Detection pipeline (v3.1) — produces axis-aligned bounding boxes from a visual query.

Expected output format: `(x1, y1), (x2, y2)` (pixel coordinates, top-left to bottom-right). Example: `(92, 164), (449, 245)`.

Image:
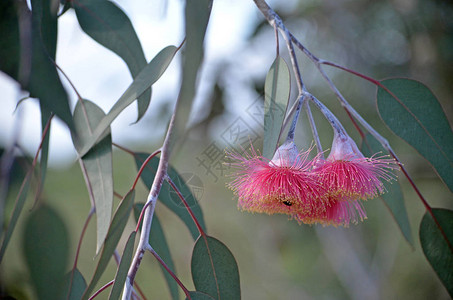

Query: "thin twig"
(113, 143), (136, 156)
(88, 280), (114, 300)
(166, 176), (205, 236)
(146, 245), (191, 299)
(132, 149), (162, 190)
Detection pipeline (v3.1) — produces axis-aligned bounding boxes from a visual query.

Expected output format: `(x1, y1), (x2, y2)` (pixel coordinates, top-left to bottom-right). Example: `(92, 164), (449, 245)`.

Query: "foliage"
(0, 0), (451, 299)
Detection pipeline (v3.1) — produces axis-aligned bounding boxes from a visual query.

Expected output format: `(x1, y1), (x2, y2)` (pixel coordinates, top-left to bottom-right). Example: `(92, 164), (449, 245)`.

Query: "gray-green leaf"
(72, 100), (113, 254)
(377, 78), (453, 192)
(77, 46), (178, 157)
(419, 208), (453, 297)
(73, 0), (151, 122)
(83, 189), (135, 300)
(191, 235), (240, 300)
(361, 133), (413, 246)
(109, 231), (136, 300)
(23, 204), (69, 300)
(263, 56), (290, 159)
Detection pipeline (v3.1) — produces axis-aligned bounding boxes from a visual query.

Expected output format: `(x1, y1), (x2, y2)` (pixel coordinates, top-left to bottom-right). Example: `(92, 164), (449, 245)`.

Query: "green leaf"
(23, 204), (69, 300)
(170, 0), (212, 153)
(134, 204), (179, 300)
(77, 46), (178, 157)
(361, 134), (413, 246)
(134, 154), (206, 240)
(187, 291), (216, 300)
(109, 231), (136, 300)
(377, 78), (453, 192)
(73, 0), (151, 122)
(0, 0), (21, 80)
(191, 235), (240, 300)
(37, 107), (52, 201)
(0, 171), (32, 263)
(72, 100), (113, 254)
(60, 268), (88, 300)
(83, 189), (135, 300)
(29, 0), (74, 131)
(263, 56), (290, 159)
(419, 208), (453, 297)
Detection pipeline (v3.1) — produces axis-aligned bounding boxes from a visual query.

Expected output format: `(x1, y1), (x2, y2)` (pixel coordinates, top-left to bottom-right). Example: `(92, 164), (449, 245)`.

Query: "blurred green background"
(1, 0), (452, 299)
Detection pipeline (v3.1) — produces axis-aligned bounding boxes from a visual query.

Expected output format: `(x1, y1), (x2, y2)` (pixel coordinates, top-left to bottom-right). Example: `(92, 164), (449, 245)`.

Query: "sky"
(0, 0), (275, 168)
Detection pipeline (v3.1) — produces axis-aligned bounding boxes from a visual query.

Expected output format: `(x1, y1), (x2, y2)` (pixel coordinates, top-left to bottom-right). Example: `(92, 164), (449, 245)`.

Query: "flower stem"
(285, 95), (304, 142)
(305, 101), (323, 154)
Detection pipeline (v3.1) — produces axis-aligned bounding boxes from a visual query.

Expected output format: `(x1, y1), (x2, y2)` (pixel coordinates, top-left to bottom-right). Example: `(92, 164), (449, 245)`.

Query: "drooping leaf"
(134, 154), (206, 240)
(77, 46), (178, 157)
(0, 171), (32, 262)
(23, 204), (69, 300)
(377, 78), (453, 192)
(361, 133), (413, 246)
(37, 107), (52, 201)
(72, 100), (113, 254)
(73, 0), (151, 122)
(187, 291), (216, 300)
(109, 231), (136, 300)
(134, 203), (179, 300)
(29, 0), (74, 131)
(420, 208), (453, 297)
(83, 189), (135, 300)
(170, 0), (212, 153)
(263, 56), (290, 159)
(60, 268), (88, 300)
(191, 235), (240, 300)
(0, 0), (21, 80)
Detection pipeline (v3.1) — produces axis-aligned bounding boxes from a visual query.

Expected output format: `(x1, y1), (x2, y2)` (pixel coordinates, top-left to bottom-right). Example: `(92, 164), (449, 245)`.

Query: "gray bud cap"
(270, 141), (300, 167)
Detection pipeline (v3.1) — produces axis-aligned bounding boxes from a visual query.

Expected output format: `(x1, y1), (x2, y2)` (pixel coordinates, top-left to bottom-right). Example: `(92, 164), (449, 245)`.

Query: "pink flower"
(226, 133), (397, 227)
(315, 134), (398, 200)
(296, 198), (367, 227)
(227, 142), (328, 217)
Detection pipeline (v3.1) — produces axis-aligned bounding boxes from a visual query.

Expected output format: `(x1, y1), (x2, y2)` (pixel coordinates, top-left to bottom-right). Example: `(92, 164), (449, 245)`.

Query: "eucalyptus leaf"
(60, 268), (87, 300)
(29, 0), (74, 131)
(170, 0), (212, 153)
(109, 231), (136, 300)
(72, 100), (113, 254)
(23, 204), (69, 300)
(191, 235), (240, 300)
(419, 208), (453, 297)
(134, 204), (179, 300)
(263, 56), (290, 159)
(0, 0), (21, 81)
(77, 46), (178, 157)
(37, 106), (52, 202)
(83, 189), (135, 300)
(0, 171), (32, 262)
(361, 133), (413, 246)
(134, 154), (206, 240)
(73, 0), (151, 122)
(187, 291), (216, 300)
(377, 78), (453, 192)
